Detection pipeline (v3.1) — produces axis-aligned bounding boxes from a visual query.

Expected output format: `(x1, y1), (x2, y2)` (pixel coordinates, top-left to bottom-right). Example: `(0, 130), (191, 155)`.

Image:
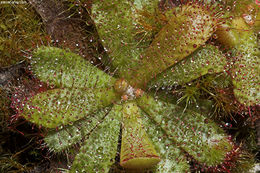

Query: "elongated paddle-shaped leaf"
(216, 17), (260, 106)
(148, 45), (227, 89)
(125, 3), (219, 88)
(70, 104), (122, 173)
(31, 46), (115, 88)
(141, 107), (190, 173)
(231, 32), (259, 106)
(137, 94), (233, 166)
(120, 102), (160, 169)
(44, 107), (112, 152)
(21, 87), (120, 128)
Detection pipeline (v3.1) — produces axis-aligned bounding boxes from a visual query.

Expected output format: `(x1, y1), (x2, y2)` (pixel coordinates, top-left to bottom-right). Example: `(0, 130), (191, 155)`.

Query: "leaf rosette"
(15, 0), (256, 172)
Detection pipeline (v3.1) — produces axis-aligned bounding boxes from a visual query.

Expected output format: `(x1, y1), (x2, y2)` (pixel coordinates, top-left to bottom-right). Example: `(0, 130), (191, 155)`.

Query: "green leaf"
(92, 0), (160, 77)
(148, 45), (227, 89)
(124, 3), (219, 88)
(137, 94), (233, 166)
(44, 107), (112, 152)
(216, 17), (252, 48)
(231, 31), (259, 106)
(220, 0), (257, 18)
(120, 102), (160, 169)
(21, 87), (120, 128)
(31, 46), (116, 88)
(141, 110), (190, 173)
(70, 104), (122, 173)
(215, 15), (259, 106)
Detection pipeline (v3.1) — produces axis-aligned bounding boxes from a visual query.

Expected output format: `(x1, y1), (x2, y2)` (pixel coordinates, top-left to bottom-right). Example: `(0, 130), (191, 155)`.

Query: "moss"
(0, 2), (49, 67)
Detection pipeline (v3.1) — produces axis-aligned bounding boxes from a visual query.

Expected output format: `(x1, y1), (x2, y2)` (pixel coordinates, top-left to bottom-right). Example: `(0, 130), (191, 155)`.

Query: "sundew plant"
(10, 0), (259, 172)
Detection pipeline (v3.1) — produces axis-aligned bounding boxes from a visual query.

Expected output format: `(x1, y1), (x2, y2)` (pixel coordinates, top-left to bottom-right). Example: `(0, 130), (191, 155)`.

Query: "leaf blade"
(141, 109), (190, 173)
(137, 94), (233, 166)
(125, 4), (219, 88)
(120, 102), (160, 169)
(70, 104), (122, 173)
(44, 106), (112, 152)
(31, 46), (116, 88)
(21, 87), (120, 128)
(148, 45), (227, 89)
